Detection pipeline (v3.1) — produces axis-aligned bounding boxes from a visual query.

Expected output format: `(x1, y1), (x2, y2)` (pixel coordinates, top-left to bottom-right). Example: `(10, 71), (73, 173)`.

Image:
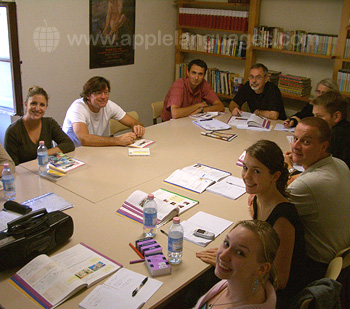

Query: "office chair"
(151, 101), (163, 125)
(109, 111), (139, 136)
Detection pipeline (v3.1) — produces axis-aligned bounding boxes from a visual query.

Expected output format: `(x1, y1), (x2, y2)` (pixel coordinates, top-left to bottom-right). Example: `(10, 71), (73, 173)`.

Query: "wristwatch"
(255, 109), (260, 116)
(288, 168), (295, 174)
(200, 107), (204, 113)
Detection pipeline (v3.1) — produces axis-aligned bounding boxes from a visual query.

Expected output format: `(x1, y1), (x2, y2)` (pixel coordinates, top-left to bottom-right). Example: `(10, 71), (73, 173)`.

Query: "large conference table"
(0, 111), (292, 308)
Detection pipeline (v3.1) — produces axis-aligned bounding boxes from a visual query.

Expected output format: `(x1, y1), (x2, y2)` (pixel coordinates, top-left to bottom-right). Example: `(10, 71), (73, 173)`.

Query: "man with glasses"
(63, 76), (145, 147)
(229, 63), (286, 120)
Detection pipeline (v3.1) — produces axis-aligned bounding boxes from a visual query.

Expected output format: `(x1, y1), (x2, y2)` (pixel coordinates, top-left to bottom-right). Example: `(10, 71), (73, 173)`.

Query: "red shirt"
(161, 78), (219, 121)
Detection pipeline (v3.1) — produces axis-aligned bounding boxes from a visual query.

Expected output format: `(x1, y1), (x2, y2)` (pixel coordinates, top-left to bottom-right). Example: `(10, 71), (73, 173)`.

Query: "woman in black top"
(283, 78), (338, 128)
(243, 140), (307, 307)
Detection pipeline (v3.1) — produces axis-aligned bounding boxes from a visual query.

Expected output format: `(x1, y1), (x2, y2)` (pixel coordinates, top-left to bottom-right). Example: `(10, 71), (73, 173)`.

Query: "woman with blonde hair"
(5, 86), (74, 165)
(195, 220), (280, 309)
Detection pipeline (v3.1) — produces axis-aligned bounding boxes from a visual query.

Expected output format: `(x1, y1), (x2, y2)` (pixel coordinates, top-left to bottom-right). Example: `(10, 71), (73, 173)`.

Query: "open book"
(116, 189), (199, 226)
(48, 152), (85, 173)
(9, 243), (122, 309)
(228, 112), (271, 131)
(164, 163), (231, 193)
(206, 175), (246, 200)
(128, 139), (155, 148)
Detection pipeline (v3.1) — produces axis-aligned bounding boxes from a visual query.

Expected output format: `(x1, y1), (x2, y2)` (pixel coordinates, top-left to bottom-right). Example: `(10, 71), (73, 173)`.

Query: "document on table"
(275, 123), (295, 132)
(79, 268), (162, 309)
(182, 211), (233, 247)
(206, 176), (246, 200)
(0, 192), (73, 231)
(193, 119), (231, 131)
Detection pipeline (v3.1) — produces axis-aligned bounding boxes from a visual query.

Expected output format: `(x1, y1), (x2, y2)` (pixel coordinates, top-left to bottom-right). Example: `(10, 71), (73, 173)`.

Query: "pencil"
(129, 242), (144, 259)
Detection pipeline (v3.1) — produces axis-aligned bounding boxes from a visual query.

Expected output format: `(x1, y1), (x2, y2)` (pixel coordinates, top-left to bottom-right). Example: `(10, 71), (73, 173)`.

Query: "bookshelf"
(174, 0), (345, 104)
(333, 0), (350, 98)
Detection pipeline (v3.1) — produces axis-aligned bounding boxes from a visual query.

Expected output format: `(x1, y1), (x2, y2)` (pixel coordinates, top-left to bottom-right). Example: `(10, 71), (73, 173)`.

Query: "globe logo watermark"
(33, 20), (60, 52)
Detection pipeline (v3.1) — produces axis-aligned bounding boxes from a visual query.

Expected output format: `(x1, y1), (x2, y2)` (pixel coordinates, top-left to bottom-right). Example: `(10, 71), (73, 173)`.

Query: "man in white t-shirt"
(63, 76), (145, 147)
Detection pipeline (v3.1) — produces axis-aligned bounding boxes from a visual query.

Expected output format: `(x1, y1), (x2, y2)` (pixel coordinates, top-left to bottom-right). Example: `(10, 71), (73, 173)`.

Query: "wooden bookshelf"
(177, 48), (246, 60)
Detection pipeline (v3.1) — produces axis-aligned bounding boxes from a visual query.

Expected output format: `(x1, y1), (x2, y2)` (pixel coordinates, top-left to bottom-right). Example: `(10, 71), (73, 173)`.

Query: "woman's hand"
(196, 248), (218, 266)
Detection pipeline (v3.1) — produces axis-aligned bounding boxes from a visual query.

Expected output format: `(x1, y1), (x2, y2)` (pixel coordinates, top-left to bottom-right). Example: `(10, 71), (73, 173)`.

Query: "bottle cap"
(3, 163), (9, 168)
(173, 217), (180, 224)
(148, 194), (154, 199)
(39, 141), (44, 145)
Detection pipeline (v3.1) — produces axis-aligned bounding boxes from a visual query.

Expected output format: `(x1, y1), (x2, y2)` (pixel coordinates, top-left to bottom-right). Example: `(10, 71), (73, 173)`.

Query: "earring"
(252, 279), (259, 293)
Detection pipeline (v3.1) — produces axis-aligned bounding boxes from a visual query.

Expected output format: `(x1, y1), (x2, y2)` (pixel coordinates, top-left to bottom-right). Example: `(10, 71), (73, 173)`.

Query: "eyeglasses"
(92, 91), (110, 97)
(248, 75), (265, 81)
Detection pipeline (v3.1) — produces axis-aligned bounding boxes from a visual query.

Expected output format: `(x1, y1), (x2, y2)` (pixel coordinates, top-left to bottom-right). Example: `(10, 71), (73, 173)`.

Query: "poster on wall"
(89, 0), (135, 69)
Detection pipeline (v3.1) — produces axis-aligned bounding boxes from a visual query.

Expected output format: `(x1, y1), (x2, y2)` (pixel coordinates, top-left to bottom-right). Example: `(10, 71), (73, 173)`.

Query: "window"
(0, 2), (23, 116)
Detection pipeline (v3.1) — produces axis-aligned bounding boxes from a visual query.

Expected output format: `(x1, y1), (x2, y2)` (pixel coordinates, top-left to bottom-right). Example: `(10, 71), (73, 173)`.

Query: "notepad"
(193, 119), (231, 131)
(206, 176), (246, 200)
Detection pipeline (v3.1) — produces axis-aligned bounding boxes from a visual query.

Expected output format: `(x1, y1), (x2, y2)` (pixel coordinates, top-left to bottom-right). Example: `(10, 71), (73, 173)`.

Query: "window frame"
(0, 2), (23, 116)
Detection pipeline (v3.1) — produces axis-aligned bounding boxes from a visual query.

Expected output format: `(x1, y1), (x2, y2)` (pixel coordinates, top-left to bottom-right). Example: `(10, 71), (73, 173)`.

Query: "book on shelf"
(164, 163), (231, 194)
(79, 268), (163, 309)
(193, 118), (231, 131)
(278, 74), (311, 97)
(9, 243), (122, 309)
(201, 131), (238, 142)
(181, 211), (233, 247)
(128, 139), (155, 148)
(116, 189), (199, 226)
(206, 175), (246, 200)
(48, 152), (85, 173)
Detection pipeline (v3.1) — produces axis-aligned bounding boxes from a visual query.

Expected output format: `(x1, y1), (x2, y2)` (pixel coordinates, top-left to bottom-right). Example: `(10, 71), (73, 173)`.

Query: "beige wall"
(10, 0), (176, 130)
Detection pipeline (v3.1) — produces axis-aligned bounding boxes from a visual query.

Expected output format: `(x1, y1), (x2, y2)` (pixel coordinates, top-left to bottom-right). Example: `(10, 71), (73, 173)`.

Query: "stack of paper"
(193, 119), (231, 131)
(182, 211), (233, 247)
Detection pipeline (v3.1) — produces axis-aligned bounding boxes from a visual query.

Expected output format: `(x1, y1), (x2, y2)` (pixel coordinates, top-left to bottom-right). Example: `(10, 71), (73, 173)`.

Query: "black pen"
(160, 229), (168, 237)
(132, 277), (148, 297)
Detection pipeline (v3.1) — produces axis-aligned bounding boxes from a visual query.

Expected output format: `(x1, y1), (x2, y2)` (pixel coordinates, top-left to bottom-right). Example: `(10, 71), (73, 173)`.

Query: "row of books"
(343, 38), (350, 59)
(175, 63), (243, 97)
(180, 32), (247, 57)
(337, 69), (350, 93)
(178, 8), (249, 31)
(278, 74), (311, 97)
(253, 26), (338, 56)
(207, 68), (243, 96)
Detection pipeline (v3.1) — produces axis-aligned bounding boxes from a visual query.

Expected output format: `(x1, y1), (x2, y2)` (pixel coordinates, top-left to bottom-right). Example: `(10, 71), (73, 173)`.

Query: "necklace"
(208, 282), (260, 308)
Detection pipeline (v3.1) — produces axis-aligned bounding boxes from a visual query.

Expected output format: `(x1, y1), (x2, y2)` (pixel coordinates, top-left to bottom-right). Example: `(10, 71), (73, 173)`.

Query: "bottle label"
(144, 212), (157, 227)
(168, 237), (183, 252)
(2, 178), (15, 191)
(38, 153), (48, 165)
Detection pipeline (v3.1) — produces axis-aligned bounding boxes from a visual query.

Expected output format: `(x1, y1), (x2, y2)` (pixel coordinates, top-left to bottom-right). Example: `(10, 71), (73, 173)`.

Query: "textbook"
(228, 112), (272, 131)
(189, 111), (219, 120)
(193, 119), (231, 131)
(9, 243), (122, 309)
(164, 163), (231, 194)
(48, 152), (85, 173)
(116, 188), (199, 226)
(201, 131), (238, 142)
(128, 139), (155, 148)
(206, 175), (246, 200)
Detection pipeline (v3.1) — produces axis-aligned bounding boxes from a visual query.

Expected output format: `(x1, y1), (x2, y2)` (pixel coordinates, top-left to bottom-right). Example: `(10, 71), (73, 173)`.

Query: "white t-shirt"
(63, 98), (126, 146)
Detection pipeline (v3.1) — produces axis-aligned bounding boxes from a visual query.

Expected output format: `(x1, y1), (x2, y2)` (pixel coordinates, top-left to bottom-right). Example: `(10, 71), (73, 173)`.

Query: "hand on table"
(116, 132), (137, 145)
(196, 248), (218, 266)
(133, 125), (145, 138)
(231, 107), (242, 116)
(283, 118), (295, 128)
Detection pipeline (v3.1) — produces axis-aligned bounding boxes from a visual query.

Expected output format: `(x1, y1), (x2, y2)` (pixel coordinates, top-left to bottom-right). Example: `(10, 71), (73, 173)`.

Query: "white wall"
(0, 0), (177, 144)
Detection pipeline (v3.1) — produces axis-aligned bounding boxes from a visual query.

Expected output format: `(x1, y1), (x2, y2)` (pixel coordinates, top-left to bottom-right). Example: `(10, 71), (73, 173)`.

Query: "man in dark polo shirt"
(229, 63), (286, 120)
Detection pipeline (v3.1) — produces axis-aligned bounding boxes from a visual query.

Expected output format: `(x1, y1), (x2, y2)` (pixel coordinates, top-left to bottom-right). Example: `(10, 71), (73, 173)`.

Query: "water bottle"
(37, 141), (48, 175)
(2, 163), (16, 201)
(168, 217), (184, 264)
(143, 194), (157, 237)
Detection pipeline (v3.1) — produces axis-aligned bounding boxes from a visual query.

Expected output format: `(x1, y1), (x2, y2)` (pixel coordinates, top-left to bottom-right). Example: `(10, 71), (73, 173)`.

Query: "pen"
(160, 229), (168, 237)
(199, 119), (212, 122)
(132, 277), (148, 297)
(129, 242), (144, 259)
(129, 259), (145, 264)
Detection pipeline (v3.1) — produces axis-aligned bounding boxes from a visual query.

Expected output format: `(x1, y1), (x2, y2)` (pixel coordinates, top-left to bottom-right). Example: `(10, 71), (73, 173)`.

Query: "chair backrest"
(151, 101), (163, 125)
(109, 111), (139, 136)
(325, 246), (350, 280)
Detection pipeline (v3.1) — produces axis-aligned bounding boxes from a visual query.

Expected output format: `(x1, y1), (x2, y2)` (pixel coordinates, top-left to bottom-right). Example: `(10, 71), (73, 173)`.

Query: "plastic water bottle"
(168, 217), (184, 264)
(37, 141), (48, 175)
(2, 163), (15, 201)
(143, 194), (157, 237)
